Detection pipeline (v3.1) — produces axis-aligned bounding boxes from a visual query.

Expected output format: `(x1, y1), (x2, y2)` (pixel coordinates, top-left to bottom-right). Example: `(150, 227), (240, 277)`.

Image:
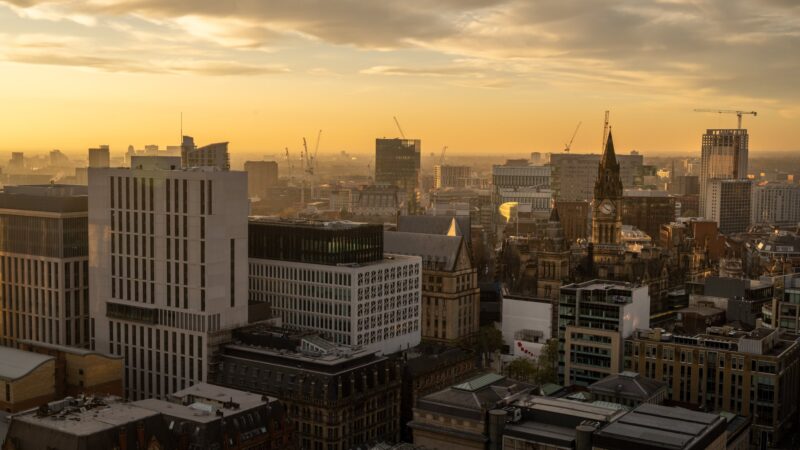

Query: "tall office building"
(180, 135), (230, 170)
(88, 145), (110, 168)
(0, 185), (89, 348)
(751, 182), (800, 226)
(243, 160), (279, 200)
(89, 156), (249, 400)
(704, 179), (752, 234)
(699, 129), (748, 217)
(375, 138), (421, 191)
(550, 152), (643, 201)
(558, 280), (650, 386)
(433, 165), (471, 189)
(248, 218), (422, 355)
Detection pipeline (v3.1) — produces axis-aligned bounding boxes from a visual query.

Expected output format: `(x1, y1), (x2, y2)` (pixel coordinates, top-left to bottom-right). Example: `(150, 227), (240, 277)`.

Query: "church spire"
(594, 129), (623, 200)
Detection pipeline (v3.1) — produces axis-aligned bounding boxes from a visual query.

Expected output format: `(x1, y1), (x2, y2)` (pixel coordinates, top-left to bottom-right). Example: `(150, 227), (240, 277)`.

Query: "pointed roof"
(549, 205), (561, 223)
(601, 130), (618, 169)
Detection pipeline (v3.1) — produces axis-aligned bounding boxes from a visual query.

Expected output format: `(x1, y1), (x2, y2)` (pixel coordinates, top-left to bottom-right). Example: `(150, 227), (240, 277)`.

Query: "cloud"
(166, 59), (289, 76)
(0, 0), (798, 105)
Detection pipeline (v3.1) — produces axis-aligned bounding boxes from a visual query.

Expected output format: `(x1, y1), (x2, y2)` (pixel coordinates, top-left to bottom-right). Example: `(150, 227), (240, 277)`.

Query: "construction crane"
(284, 147), (293, 178)
(302, 137), (314, 176)
(439, 146), (448, 166)
(694, 109), (757, 129)
(308, 129), (321, 176)
(393, 116), (406, 139)
(601, 111), (610, 151)
(564, 122), (582, 153)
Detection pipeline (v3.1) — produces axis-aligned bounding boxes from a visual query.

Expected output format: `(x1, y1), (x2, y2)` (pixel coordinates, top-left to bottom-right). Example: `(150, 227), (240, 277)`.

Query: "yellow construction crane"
(393, 116), (406, 139)
(694, 109), (757, 129)
(564, 122), (581, 153)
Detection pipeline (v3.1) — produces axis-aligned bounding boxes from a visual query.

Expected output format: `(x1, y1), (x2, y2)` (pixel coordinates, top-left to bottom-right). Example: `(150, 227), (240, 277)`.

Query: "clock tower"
(591, 131), (623, 246)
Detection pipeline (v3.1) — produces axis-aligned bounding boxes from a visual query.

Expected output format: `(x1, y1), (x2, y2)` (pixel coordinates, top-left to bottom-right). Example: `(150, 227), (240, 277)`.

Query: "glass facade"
(249, 220), (383, 265)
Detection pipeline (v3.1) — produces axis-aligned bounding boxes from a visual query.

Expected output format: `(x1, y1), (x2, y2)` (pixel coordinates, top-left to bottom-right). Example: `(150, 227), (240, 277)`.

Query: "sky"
(1, 0), (799, 157)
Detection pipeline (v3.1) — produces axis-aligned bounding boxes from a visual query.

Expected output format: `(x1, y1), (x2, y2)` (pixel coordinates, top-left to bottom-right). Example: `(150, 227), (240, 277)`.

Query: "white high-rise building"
(248, 218), (422, 356)
(705, 179), (752, 234)
(89, 156), (248, 400)
(699, 129), (749, 217)
(751, 182), (800, 226)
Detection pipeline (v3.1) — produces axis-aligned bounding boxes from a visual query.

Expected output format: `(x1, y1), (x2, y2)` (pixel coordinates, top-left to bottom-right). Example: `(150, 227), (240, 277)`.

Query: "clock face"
(599, 201), (615, 215)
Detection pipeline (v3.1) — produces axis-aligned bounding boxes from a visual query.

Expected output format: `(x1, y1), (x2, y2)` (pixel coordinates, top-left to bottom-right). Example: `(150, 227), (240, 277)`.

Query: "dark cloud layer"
(2, 0), (799, 103)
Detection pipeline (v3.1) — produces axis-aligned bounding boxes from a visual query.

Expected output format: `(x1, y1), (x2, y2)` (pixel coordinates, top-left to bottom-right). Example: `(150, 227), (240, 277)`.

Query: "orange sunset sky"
(1, 0), (798, 156)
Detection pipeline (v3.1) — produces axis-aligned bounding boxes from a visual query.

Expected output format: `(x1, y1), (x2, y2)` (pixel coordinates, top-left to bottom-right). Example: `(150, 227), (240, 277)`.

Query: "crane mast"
(694, 109), (757, 129)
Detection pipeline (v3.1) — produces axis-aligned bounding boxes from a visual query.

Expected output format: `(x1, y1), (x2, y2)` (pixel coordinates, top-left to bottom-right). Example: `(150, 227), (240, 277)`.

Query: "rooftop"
(0, 346), (54, 381)
(383, 231), (465, 272)
(17, 340), (122, 359)
(593, 403), (726, 450)
(589, 372), (666, 400)
(133, 383), (270, 424)
(249, 216), (374, 230)
(12, 396), (158, 436)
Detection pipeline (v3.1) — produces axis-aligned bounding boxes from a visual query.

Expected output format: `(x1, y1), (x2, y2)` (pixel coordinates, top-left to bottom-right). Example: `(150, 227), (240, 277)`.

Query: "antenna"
(180, 112), (183, 144)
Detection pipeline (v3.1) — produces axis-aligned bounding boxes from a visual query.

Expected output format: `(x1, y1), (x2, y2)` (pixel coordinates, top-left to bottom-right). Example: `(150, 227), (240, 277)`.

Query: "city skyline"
(1, 1), (799, 154)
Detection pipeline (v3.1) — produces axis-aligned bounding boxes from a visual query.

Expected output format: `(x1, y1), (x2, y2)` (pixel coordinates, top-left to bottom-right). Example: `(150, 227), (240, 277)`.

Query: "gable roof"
(384, 231), (464, 271)
(397, 215), (471, 242)
(0, 346), (54, 381)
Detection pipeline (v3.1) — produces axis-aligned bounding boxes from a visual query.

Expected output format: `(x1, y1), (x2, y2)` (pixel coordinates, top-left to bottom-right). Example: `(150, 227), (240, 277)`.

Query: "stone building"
(384, 230), (480, 344)
(215, 324), (402, 450)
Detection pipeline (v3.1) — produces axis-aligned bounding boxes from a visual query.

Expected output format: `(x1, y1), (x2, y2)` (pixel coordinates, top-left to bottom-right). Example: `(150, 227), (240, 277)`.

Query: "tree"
(534, 339), (559, 385)
(506, 357), (537, 382)
(476, 325), (504, 355)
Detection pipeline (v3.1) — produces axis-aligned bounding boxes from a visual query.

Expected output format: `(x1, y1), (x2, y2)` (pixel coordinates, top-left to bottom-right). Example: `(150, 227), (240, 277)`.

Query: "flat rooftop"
(13, 397), (157, 436)
(249, 216), (374, 230)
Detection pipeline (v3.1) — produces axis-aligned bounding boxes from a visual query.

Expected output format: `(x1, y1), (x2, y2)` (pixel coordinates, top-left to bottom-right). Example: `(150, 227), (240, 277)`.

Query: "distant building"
(550, 152), (643, 202)
(669, 175), (700, 196)
(243, 160), (278, 200)
(352, 184), (404, 219)
(434, 165), (471, 189)
(751, 182), (800, 226)
(559, 280), (650, 386)
(686, 275), (774, 328)
(88, 145), (110, 168)
(375, 138), (421, 192)
(89, 157), (249, 400)
(699, 129), (748, 217)
(765, 274), (800, 333)
(622, 189), (676, 240)
(215, 325), (401, 450)
(588, 371), (667, 408)
(501, 295), (553, 360)
(248, 218), (422, 355)
(704, 179), (752, 234)
(491, 160), (551, 189)
(0, 185), (89, 348)
(555, 200), (590, 242)
(626, 326), (800, 448)
(409, 373), (533, 450)
(180, 135), (230, 170)
(384, 231), (480, 344)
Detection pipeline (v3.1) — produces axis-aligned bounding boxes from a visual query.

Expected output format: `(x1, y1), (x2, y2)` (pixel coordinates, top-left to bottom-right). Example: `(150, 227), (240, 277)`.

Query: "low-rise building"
(0, 347), (55, 413)
(592, 403), (727, 450)
(409, 373), (533, 450)
(588, 371), (667, 408)
(17, 340), (123, 399)
(624, 326), (800, 448)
